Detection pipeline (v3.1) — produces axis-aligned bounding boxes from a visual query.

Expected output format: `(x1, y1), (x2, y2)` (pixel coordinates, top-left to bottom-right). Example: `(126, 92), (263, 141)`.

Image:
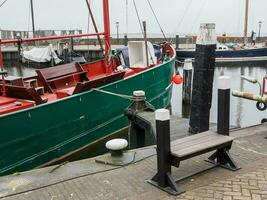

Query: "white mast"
(243, 0), (249, 43)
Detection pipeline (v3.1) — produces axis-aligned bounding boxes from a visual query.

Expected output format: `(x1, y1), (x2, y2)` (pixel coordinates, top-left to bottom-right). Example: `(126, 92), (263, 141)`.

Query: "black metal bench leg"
(208, 148), (240, 171)
(147, 109), (184, 195)
(207, 151), (217, 161)
(148, 172), (184, 195)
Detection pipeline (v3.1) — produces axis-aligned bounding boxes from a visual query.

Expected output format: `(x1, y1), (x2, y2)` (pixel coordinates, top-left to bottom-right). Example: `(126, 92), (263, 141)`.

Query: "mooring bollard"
(124, 34), (128, 46)
(182, 59), (193, 118)
(154, 109), (171, 187)
(175, 35), (180, 50)
(189, 23), (216, 134)
(217, 76), (230, 135)
(70, 37), (74, 52)
(129, 90), (147, 148)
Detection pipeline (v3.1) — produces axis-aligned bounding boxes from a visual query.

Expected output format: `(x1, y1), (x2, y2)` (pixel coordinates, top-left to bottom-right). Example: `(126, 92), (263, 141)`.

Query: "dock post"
(217, 76), (230, 136)
(129, 91), (148, 149)
(16, 34), (22, 61)
(175, 35), (179, 50)
(189, 23), (216, 134)
(148, 109), (183, 195)
(208, 76), (240, 170)
(182, 59), (193, 118)
(155, 109), (171, 187)
(63, 43), (69, 64)
(70, 37), (74, 52)
(124, 34), (128, 46)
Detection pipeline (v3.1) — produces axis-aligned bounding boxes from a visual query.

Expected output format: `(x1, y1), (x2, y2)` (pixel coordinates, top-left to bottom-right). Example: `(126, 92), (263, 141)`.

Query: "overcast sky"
(0, 0), (266, 37)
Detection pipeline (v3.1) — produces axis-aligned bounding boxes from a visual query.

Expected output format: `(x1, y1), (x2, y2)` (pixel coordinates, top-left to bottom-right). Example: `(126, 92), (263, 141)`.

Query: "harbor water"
(172, 61), (267, 128)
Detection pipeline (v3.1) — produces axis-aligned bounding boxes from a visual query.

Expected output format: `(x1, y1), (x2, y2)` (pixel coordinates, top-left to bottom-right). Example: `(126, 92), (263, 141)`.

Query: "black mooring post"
(70, 37), (74, 52)
(155, 109), (171, 187)
(129, 124), (145, 149)
(175, 35), (180, 50)
(148, 109), (183, 195)
(208, 75), (240, 171)
(182, 59), (193, 118)
(217, 76), (230, 135)
(124, 34), (128, 46)
(189, 23), (216, 134)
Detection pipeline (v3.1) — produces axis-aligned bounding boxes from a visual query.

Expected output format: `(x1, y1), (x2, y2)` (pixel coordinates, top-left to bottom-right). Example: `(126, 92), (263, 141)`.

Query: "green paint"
(0, 57), (174, 176)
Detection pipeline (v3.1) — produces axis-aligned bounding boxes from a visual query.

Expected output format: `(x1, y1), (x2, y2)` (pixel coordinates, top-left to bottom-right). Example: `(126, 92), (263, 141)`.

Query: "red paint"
(131, 67), (148, 73)
(163, 43), (174, 57)
(263, 77), (267, 95)
(0, 97), (16, 106)
(103, 0), (111, 58)
(0, 97), (35, 115)
(82, 60), (106, 79)
(123, 69), (135, 78)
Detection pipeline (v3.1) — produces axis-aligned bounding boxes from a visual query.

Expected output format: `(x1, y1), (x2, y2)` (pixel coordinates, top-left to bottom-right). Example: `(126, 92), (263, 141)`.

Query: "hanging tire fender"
(256, 102), (267, 111)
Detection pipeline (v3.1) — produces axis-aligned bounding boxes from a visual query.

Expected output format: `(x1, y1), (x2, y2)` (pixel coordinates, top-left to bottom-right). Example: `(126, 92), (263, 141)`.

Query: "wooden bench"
(124, 79), (240, 195)
(36, 62), (89, 93)
(0, 84), (47, 105)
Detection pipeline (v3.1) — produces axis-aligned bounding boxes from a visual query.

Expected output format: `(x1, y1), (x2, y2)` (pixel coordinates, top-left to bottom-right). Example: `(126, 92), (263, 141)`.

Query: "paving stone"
(1, 125), (267, 200)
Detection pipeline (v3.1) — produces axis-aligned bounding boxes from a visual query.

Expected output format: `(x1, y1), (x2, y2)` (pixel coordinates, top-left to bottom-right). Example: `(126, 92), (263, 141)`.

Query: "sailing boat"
(0, 0), (177, 175)
(176, 0), (267, 62)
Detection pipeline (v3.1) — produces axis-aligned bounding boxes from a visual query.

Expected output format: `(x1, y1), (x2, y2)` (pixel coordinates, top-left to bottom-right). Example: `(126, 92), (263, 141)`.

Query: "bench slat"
(171, 133), (224, 150)
(171, 133), (233, 158)
(171, 131), (215, 147)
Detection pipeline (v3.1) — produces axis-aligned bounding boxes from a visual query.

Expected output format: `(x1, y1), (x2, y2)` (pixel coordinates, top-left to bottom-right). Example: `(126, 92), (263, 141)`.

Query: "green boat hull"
(0, 58), (174, 176)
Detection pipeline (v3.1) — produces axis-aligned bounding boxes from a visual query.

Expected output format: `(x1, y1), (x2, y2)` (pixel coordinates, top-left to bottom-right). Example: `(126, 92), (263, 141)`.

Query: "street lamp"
(115, 21), (119, 44)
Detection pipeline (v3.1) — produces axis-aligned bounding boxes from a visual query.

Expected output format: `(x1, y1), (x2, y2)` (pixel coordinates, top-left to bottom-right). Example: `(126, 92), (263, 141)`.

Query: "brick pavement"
(177, 168), (267, 200)
(0, 124), (267, 200)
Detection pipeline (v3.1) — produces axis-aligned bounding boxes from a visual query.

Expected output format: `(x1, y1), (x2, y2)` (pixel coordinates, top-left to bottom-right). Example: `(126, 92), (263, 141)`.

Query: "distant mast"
(30, 0), (35, 37)
(243, 0), (249, 43)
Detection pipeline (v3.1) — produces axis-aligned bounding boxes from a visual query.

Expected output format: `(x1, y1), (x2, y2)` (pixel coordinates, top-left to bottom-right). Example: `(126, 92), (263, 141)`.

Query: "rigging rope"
(189, 0), (208, 33)
(0, 0), (8, 8)
(169, 0), (193, 44)
(132, 0), (155, 65)
(92, 88), (133, 100)
(133, 0), (144, 35)
(146, 0), (167, 41)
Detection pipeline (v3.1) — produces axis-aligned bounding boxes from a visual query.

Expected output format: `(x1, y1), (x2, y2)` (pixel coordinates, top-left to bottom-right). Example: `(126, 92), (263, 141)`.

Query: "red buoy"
(172, 74), (183, 84)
